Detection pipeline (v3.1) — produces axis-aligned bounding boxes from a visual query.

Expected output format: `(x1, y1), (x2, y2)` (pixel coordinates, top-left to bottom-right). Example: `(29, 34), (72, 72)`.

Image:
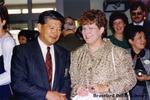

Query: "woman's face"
(130, 31), (146, 51)
(113, 19), (126, 34)
(82, 23), (104, 45)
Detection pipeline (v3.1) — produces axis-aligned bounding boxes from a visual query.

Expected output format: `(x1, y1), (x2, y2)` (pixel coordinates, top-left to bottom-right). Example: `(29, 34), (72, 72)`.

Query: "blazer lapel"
(31, 39), (50, 89)
(52, 45), (61, 91)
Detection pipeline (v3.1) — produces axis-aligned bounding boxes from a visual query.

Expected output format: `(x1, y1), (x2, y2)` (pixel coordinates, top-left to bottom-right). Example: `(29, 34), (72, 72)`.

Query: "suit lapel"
(52, 45), (62, 91)
(31, 39), (50, 89)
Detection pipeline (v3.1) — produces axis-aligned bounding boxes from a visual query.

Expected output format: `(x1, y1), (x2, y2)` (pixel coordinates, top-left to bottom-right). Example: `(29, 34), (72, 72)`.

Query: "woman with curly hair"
(70, 9), (136, 100)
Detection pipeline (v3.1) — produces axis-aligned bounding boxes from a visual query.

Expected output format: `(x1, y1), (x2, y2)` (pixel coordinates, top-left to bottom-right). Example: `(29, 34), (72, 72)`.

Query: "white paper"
(72, 93), (103, 100)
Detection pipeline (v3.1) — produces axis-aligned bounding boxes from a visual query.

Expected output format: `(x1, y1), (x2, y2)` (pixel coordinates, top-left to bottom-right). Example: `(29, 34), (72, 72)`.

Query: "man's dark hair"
(0, 5), (9, 29)
(38, 10), (64, 25)
(130, 1), (146, 12)
(109, 11), (128, 33)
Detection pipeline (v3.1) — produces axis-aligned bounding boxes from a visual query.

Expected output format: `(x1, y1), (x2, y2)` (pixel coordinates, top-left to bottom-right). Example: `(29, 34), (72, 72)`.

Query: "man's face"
(38, 18), (62, 46)
(131, 7), (145, 24)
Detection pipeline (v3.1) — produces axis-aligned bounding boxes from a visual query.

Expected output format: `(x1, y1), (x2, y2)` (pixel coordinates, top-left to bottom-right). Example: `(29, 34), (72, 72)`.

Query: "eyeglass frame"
(131, 12), (143, 16)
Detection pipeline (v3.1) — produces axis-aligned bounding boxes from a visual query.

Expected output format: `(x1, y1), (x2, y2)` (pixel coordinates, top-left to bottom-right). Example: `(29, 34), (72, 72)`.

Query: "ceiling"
(5, 0), (56, 5)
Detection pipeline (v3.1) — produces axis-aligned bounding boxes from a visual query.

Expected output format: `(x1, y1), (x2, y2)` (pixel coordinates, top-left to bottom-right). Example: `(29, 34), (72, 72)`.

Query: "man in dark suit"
(11, 10), (71, 100)
(125, 1), (150, 49)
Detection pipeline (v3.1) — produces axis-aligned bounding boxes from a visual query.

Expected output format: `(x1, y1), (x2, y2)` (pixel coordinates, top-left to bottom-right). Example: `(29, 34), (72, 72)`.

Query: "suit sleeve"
(11, 46), (47, 100)
(60, 51), (71, 100)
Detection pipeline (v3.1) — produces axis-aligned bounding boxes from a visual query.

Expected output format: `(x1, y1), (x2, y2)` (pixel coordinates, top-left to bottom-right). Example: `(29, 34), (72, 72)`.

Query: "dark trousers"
(0, 85), (12, 100)
(130, 85), (149, 100)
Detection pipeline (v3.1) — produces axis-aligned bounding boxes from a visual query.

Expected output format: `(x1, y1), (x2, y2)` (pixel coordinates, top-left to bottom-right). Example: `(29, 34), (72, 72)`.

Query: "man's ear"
(37, 23), (41, 32)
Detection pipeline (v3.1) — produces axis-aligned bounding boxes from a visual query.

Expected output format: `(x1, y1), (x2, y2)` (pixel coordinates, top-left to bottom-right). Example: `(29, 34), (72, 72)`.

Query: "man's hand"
(137, 74), (150, 81)
(46, 91), (66, 100)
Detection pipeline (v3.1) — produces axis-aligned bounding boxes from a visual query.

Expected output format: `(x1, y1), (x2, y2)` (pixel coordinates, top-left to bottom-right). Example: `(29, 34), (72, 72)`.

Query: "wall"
(56, 0), (132, 35)
(63, 0), (90, 19)
(91, 0), (131, 35)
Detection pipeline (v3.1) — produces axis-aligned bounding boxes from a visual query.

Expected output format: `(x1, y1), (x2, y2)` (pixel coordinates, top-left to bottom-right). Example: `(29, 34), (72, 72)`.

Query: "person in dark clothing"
(128, 25), (150, 100)
(125, 1), (150, 49)
(57, 17), (85, 51)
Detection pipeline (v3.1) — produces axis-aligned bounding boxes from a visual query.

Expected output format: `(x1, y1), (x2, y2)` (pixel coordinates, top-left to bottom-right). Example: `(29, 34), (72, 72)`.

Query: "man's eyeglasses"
(131, 12), (142, 16)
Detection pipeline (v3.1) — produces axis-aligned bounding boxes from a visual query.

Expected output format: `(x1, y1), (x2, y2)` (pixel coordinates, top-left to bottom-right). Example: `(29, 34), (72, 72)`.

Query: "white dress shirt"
(133, 21), (144, 26)
(0, 33), (15, 86)
(38, 37), (55, 88)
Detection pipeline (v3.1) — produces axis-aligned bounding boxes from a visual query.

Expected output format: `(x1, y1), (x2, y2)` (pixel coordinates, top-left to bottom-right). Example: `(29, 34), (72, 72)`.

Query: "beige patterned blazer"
(70, 40), (137, 100)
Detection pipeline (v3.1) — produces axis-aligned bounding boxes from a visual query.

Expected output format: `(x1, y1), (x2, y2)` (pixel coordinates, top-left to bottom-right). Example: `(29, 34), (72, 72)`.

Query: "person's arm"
(107, 48), (137, 94)
(0, 37), (15, 85)
(46, 49), (71, 100)
(60, 51), (71, 99)
(136, 74), (150, 81)
(69, 51), (81, 97)
(11, 46), (47, 100)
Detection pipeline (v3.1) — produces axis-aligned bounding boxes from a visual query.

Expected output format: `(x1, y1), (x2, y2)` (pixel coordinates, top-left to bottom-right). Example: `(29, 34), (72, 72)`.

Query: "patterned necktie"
(45, 47), (52, 85)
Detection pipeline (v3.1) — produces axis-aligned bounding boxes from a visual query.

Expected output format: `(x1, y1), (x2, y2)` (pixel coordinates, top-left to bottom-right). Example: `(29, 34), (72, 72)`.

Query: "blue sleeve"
(11, 46), (47, 100)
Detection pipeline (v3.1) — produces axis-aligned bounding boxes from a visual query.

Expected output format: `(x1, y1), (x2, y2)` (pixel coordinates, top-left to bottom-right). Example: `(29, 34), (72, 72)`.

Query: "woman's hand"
(77, 86), (89, 96)
(88, 84), (109, 94)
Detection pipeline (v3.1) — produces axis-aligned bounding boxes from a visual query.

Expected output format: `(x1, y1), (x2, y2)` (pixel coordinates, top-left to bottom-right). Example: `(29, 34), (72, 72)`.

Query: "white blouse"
(0, 33), (15, 86)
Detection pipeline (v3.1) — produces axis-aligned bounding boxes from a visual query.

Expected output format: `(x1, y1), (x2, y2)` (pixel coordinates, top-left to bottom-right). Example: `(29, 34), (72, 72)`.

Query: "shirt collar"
(131, 49), (145, 59)
(38, 37), (54, 49)
(133, 21), (144, 26)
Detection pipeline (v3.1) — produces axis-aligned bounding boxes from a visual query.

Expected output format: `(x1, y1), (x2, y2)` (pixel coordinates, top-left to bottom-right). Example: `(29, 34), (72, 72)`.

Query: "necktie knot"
(46, 47), (51, 59)
(47, 47), (50, 52)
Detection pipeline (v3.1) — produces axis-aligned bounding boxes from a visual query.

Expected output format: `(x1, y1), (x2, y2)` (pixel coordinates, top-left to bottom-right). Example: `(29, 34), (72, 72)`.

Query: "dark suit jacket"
(125, 21), (150, 49)
(11, 39), (71, 100)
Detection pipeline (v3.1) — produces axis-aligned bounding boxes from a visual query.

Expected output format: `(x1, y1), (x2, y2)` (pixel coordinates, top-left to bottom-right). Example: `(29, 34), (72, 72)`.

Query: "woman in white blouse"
(0, 5), (15, 100)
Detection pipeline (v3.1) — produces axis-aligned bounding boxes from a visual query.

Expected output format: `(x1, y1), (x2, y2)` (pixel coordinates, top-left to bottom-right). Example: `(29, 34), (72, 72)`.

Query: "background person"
(18, 30), (29, 45)
(18, 30), (39, 45)
(125, 1), (150, 49)
(62, 16), (76, 36)
(128, 25), (150, 100)
(108, 11), (129, 49)
(57, 16), (85, 51)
